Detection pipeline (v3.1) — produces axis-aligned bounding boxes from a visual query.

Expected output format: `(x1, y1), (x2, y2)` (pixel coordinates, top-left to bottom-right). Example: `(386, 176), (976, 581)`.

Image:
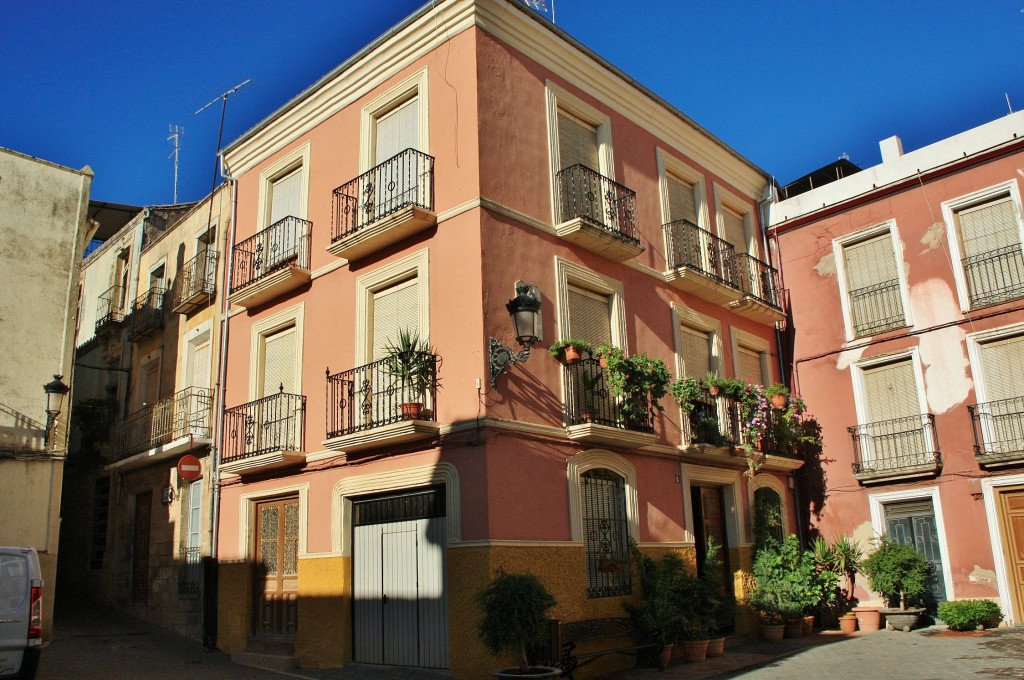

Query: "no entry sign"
(177, 454), (202, 482)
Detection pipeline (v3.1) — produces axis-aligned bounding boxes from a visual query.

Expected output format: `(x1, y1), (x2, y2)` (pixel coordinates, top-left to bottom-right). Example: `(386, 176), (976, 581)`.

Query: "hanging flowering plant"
(594, 343), (672, 427)
(738, 384), (822, 477)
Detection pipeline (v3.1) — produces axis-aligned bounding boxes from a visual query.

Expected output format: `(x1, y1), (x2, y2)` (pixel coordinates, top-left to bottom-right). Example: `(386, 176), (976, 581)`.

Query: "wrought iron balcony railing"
(849, 279), (905, 337)
(331, 148), (435, 242)
(682, 387), (743, 447)
(230, 216), (311, 293)
(178, 546), (202, 595)
(969, 396), (1024, 460)
(125, 287), (164, 342)
(96, 284), (126, 334)
(963, 245), (1024, 308)
(222, 390), (306, 463)
(729, 253), (782, 309)
(555, 164), (639, 245)
(563, 358), (654, 433)
(664, 219), (737, 286)
(172, 250), (218, 313)
(849, 414), (940, 476)
(107, 387), (213, 460)
(326, 353), (440, 439)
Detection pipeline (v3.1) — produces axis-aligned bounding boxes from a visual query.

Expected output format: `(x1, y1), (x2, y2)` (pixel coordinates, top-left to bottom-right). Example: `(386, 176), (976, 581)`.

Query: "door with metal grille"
(884, 500), (947, 606)
(254, 498), (299, 639)
(353, 489), (449, 669)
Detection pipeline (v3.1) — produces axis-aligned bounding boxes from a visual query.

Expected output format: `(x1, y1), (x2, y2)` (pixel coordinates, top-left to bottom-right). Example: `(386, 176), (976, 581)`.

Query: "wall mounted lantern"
(43, 374), (70, 449)
(488, 282), (542, 387)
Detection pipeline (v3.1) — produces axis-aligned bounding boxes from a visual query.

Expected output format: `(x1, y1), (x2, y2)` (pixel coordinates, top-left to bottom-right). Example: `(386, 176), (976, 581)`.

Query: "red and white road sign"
(177, 454), (202, 482)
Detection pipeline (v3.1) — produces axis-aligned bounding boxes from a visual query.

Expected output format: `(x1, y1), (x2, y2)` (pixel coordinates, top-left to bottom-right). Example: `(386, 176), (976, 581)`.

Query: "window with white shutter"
(374, 96), (420, 164)
(977, 335), (1024, 454)
(858, 358), (929, 468)
(956, 194), (1024, 307)
(370, 277), (420, 361)
(261, 325), (297, 397)
(842, 231), (906, 337)
(269, 168), (302, 226)
(722, 206), (747, 255)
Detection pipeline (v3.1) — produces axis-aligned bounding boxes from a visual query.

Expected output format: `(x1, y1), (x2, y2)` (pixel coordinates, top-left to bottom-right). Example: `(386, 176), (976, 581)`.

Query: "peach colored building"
(216, 0), (797, 674)
(770, 112), (1024, 622)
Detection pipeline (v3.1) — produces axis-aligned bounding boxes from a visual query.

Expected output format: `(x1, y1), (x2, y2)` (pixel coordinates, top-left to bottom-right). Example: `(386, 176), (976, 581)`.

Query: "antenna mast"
(167, 125), (184, 203)
(195, 78), (251, 225)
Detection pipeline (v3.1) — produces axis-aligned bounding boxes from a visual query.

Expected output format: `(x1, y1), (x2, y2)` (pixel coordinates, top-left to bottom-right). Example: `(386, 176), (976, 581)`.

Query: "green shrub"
(860, 535), (931, 610)
(477, 570), (557, 672)
(749, 534), (819, 623)
(937, 599), (1002, 631)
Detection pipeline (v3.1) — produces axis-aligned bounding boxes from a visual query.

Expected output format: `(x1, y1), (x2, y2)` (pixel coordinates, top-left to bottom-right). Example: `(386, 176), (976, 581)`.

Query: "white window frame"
(354, 249), (430, 366)
(868, 486), (955, 604)
(554, 257), (626, 349)
(966, 321), (1024, 405)
(257, 141), (311, 228)
(980, 473), (1024, 625)
(237, 483), (310, 559)
(712, 183), (756, 256)
(178, 319), (214, 390)
(657, 149), (708, 231)
(186, 478), (203, 550)
(567, 449), (638, 544)
(359, 67), (429, 173)
(942, 180), (1024, 312)
(748, 474), (791, 538)
(833, 221), (912, 342)
(730, 327), (771, 385)
(545, 81), (614, 224)
(248, 302), (305, 401)
(680, 463), (746, 547)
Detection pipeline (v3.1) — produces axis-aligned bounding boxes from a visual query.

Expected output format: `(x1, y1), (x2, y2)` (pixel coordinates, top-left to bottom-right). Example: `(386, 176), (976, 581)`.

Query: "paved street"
(36, 598), (1024, 680)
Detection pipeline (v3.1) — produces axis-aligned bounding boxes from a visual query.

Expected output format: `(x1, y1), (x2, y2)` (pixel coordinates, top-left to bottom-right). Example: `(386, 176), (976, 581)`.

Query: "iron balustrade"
(325, 353), (440, 438)
(331, 148), (435, 242)
(849, 279), (905, 337)
(96, 284), (125, 334)
(125, 287), (164, 342)
(682, 386), (739, 446)
(849, 414), (940, 475)
(222, 391), (306, 463)
(729, 253), (782, 309)
(664, 219), (737, 285)
(230, 216), (311, 293)
(969, 396), (1024, 458)
(555, 164), (639, 245)
(172, 250), (218, 311)
(107, 387), (213, 460)
(178, 546), (202, 595)
(963, 245), (1024, 308)
(563, 357), (654, 433)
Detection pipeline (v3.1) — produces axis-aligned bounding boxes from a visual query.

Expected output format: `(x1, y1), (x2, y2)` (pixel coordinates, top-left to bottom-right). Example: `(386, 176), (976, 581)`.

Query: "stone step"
(243, 637), (295, 655)
(231, 651), (299, 672)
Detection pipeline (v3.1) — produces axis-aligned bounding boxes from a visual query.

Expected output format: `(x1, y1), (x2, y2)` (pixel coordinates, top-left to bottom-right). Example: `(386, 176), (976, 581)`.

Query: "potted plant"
(549, 338), (591, 365)
(859, 534), (932, 632)
(937, 599), (1002, 631)
(703, 373), (744, 399)
(669, 375), (704, 413)
(383, 329), (437, 420)
(763, 384), (790, 409)
(624, 548), (684, 668)
(596, 344), (671, 429)
(477, 569), (560, 678)
(701, 537), (735, 657)
(748, 535), (818, 641)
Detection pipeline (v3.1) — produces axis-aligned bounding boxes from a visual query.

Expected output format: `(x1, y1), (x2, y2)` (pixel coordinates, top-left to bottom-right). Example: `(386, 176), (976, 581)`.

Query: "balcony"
(105, 387), (213, 470)
(228, 216), (311, 309)
(554, 164), (643, 262)
(95, 284), (125, 336)
(221, 390), (306, 476)
(328, 149), (436, 262)
(323, 353), (441, 454)
(849, 414), (941, 483)
(563, 357), (657, 449)
(663, 219), (740, 305)
(172, 250), (218, 315)
(969, 396), (1024, 468)
(963, 245), (1024, 309)
(728, 253), (785, 323)
(682, 387), (740, 449)
(849, 279), (905, 338)
(125, 287), (164, 343)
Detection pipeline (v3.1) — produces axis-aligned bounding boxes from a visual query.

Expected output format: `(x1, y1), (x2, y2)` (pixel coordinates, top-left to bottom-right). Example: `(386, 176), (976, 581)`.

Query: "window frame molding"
(941, 179), (1024, 312)
(832, 221), (912, 342)
(177, 319), (214, 390)
(256, 141), (311, 229)
(672, 303), (723, 378)
(748, 474), (791, 537)
(965, 320), (1024, 405)
(729, 326), (771, 385)
(237, 482), (310, 559)
(554, 257), (626, 350)
(567, 449), (638, 544)
(248, 302), (305, 401)
(354, 248), (430, 366)
(680, 463), (746, 547)
(657, 148), (708, 230)
(850, 348), (928, 427)
(359, 67), (429, 174)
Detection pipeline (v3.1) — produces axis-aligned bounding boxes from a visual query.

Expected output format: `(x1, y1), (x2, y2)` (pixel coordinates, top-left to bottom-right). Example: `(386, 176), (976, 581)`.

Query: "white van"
(0, 547), (42, 679)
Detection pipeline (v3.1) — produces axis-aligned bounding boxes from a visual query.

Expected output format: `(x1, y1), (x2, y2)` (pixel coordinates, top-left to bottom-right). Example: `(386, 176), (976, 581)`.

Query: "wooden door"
(132, 491), (152, 604)
(691, 486), (731, 589)
(254, 498), (299, 639)
(999, 489), (1024, 622)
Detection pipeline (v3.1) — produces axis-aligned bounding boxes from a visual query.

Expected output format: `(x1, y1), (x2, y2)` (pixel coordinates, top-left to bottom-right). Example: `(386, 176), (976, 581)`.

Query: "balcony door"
(978, 335), (1024, 454)
(557, 109), (609, 227)
(258, 325), (298, 452)
(265, 168), (303, 270)
(367, 278), (421, 421)
(372, 96), (421, 220)
(861, 359), (925, 468)
(566, 285), (613, 422)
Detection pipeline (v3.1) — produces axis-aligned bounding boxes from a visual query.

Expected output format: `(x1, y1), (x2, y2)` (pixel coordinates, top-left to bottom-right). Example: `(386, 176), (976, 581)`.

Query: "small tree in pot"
(477, 570), (559, 677)
(859, 534), (932, 631)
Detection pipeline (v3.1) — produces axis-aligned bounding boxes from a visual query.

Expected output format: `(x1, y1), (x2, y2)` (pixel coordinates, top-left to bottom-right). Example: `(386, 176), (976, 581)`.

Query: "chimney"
(879, 135), (904, 163)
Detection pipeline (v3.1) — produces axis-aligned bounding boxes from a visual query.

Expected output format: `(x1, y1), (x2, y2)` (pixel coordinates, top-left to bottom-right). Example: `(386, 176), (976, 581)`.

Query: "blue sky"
(2, 1), (1022, 205)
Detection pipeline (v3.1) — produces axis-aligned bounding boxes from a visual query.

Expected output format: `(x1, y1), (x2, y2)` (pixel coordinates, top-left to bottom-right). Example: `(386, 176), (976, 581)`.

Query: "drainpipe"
(758, 182), (788, 386)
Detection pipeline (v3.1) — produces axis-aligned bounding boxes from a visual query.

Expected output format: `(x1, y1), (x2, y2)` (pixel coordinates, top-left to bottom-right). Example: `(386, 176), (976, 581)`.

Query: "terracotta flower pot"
(563, 346), (582, 364)
(400, 402), (424, 420)
(839, 614), (858, 633)
(784, 620), (804, 638)
(853, 606), (882, 633)
(802, 615), (815, 635)
(706, 637), (725, 657)
(761, 623), (785, 642)
(681, 639), (709, 663)
(658, 643), (674, 669)
(771, 393), (788, 408)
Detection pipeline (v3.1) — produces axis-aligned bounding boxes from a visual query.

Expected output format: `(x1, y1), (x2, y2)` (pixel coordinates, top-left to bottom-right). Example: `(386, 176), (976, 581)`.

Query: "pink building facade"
(216, 1), (796, 675)
(771, 112), (1024, 622)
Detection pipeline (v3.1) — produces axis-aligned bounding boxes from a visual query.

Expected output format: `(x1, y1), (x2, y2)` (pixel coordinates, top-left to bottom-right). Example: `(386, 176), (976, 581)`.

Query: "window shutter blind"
(371, 278), (420, 360)
(188, 479), (202, 549)
(723, 207), (747, 254)
(375, 97), (420, 164)
(844, 234), (898, 290)
(269, 168), (303, 225)
(262, 326), (296, 397)
(980, 335), (1024, 402)
(143, 362), (160, 407)
(557, 110), (600, 172)
(959, 196), (1019, 257)
(681, 325), (711, 378)
(567, 285), (612, 346)
(863, 359), (919, 422)
(667, 175), (697, 224)
(190, 341), (212, 389)
(738, 347), (762, 384)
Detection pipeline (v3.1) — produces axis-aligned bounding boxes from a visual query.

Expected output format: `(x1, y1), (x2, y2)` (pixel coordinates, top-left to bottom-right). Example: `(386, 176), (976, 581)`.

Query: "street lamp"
(488, 282), (542, 387)
(43, 374), (70, 449)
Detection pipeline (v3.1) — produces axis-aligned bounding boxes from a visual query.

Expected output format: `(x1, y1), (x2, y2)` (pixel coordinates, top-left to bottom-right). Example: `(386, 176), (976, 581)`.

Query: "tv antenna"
(195, 78), (251, 226)
(167, 125), (184, 203)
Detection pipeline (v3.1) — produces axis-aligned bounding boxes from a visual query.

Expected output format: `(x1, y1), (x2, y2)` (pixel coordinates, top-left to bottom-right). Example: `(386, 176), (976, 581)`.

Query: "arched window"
(581, 468), (631, 598)
(753, 487), (784, 548)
